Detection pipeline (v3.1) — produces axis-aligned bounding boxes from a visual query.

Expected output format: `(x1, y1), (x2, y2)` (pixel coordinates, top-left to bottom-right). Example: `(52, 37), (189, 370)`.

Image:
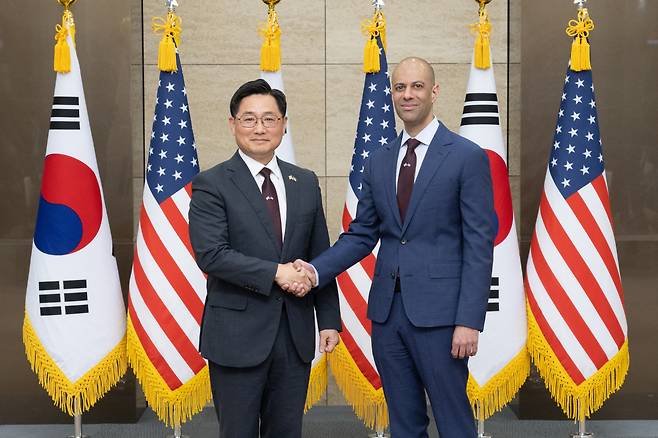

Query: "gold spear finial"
(57, 0), (77, 10)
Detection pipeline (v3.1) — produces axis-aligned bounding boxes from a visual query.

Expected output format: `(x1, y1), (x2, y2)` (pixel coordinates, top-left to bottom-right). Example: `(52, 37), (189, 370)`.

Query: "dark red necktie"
(397, 138), (420, 222)
(260, 167), (282, 249)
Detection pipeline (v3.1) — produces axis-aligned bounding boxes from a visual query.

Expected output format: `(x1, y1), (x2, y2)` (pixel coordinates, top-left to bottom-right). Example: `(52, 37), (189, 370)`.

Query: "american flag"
(332, 35), (396, 424)
(127, 54), (209, 425)
(525, 64), (628, 418)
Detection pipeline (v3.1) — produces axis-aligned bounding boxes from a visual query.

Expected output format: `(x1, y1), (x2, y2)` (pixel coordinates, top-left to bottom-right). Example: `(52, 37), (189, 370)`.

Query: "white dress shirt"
(396, 117), (440, 188)
(238, 150), (287, 242)
(311, 117), (441, 287)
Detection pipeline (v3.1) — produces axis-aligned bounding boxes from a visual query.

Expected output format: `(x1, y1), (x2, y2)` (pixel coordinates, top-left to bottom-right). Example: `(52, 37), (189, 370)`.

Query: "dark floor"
(1, 405), (657, 437)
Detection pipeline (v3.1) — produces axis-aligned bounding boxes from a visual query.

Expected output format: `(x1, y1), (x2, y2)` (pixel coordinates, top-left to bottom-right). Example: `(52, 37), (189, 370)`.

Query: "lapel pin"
(288, 175), (297, 182)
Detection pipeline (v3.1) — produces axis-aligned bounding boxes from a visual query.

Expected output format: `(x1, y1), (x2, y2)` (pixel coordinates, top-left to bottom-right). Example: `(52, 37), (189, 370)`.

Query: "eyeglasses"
(236, 114), (282, 129)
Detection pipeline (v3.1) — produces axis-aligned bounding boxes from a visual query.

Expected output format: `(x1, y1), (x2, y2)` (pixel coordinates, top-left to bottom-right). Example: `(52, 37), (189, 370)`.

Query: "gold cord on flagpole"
(53, 0), (77, 73)
(361, 1), (387, 73)
(259, 0), (282, 72)
(471, 0), (492, 69)
(566, 1), (594, 72)
(153, 0), (182, 72)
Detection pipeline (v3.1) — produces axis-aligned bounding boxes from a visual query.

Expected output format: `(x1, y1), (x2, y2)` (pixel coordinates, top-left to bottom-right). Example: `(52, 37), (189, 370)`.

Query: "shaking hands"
(274, 260), (316, 297)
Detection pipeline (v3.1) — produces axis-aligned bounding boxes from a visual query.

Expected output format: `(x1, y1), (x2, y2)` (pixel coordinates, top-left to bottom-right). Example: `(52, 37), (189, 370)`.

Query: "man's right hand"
(293, 259), (317, 287)
(275, 263), (312, 296)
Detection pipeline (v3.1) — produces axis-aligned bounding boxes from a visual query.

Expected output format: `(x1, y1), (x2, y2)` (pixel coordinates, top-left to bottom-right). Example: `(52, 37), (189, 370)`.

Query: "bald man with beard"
(292, 58), (497, 437)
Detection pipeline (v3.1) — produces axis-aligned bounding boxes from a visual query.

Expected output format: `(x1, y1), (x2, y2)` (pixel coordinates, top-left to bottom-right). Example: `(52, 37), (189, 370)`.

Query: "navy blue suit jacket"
(313, 122), (497, 331)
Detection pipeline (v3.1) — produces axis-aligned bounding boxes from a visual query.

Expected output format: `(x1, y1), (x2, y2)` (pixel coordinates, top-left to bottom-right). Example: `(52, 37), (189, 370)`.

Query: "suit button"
(276, 297), (282, 301)
(401, 239), (407, 245)
(390, 272), (396, 279)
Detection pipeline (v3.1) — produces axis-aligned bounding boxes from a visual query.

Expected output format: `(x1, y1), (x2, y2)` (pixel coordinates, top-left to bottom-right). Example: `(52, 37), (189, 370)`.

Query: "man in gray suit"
(189, 79), (341, 438)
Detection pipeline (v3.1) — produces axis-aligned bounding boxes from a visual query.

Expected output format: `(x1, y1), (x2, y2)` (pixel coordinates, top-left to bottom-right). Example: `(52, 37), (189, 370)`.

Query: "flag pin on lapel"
(288, 175), (297, 182)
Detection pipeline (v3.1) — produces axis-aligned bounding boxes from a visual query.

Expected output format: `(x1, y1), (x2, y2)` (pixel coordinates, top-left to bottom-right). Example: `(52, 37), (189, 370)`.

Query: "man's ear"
(228, 117), (236, 136)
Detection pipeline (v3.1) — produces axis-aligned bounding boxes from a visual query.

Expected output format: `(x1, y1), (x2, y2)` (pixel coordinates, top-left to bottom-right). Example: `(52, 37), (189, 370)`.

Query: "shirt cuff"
(310, 264), (320, 288)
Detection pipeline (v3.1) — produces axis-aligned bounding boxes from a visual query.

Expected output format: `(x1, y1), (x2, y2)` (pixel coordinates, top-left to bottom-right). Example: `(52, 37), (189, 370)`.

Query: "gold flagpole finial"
(567, 0), (593, 71)
(57, 0), (77, 11)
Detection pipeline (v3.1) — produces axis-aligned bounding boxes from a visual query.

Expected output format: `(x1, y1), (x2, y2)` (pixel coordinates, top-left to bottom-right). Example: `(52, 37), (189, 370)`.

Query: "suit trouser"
(372, 293), (477, 438)
(208, 306), (311, 438)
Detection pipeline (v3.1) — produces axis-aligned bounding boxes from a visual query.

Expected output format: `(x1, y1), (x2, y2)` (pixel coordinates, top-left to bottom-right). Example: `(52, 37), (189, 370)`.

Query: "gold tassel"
(566, 8), (594, 72)
(471, 3), (491, 69)
(126, 317), (211, 426)
(53, 11), (75, 73)
(328, 339), (388, 429)
(23, 313), (127, 415)
(304, 354), (328, 412)
(153, 12), (182, 72)
(361, 10), (387, 74)
(259, 7), (281, 72)
(527, 300), (629, 420)
(467, 348), (531, 419)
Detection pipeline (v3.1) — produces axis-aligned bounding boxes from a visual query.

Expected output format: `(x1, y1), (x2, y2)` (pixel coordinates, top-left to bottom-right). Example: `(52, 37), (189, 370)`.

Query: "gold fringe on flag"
(259, 2), (282, 72)
(304, 354), (328, 413)
(329, 339), (388, 429)
(126, 316), (212, 426)
(526, 301), (629, 420)
(152, 12), (182, 72)
(467, 348), (531, 419)
(23, 313), (127, 416)
(566, 8), (594, 72)
(361, 10), (387, 74)
(54, 9), (76, 73)
(471, 1), (491, 69)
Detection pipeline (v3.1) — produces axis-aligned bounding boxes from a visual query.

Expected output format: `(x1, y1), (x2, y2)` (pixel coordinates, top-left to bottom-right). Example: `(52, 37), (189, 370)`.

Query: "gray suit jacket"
(189, 151), (341, 367)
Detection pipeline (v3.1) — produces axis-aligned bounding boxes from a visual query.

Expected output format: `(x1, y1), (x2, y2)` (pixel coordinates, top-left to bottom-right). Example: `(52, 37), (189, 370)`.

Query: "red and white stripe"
(526, 171), (626, 384)
(129, 182), (207, 390)
(336, 186), (382, 390)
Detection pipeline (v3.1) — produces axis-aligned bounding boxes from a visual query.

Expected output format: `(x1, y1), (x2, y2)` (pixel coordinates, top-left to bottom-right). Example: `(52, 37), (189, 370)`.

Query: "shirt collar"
(238, 149), (282, 180)
(400, 117), (440, 148)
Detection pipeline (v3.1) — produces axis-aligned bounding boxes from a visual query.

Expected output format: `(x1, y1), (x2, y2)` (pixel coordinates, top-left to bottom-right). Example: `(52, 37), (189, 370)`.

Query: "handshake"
(274, 259), (317, 297)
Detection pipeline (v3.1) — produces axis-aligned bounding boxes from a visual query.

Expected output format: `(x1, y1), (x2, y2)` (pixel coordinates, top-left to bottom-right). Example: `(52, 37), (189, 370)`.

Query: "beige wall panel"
(326, 0), (510, 64)
(325, 176), (349, 244)
(143, 64), (326, 175)
(142, 0), (325, 65)
(133, 177), (144, 237)
(510, 0), (521, 63)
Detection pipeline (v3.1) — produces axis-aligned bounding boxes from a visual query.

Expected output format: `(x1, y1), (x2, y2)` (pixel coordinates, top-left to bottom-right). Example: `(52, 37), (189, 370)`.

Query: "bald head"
(393, 57), (435, 86)
(390, 57), (439, 136)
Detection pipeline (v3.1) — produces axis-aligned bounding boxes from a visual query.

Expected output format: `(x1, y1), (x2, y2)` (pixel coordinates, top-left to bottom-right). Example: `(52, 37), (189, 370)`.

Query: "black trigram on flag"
(38, 279), (89, 316)
(487, 276), (500, 312)
(50, 96), (80, 130)
(461, 93), (500, 126)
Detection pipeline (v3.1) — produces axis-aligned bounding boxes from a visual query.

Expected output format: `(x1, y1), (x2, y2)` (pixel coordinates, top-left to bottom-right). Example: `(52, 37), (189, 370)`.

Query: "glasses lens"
(240, 116), (257, 128)
(262, 116), (278, 128)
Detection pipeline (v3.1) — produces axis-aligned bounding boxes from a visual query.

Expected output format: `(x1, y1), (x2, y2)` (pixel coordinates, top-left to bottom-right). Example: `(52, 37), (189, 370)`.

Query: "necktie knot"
(406, 138), (421, 152)
(260, 167), (272, 178)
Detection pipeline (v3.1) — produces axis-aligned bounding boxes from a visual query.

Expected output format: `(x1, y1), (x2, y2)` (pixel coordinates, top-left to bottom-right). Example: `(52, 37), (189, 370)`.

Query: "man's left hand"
(451, 326), (479, 359)
(318, 329), (340, 353)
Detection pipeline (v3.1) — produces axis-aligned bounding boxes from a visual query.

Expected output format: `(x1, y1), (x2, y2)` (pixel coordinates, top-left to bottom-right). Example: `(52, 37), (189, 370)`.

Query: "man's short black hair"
(229, 79), (287, 117)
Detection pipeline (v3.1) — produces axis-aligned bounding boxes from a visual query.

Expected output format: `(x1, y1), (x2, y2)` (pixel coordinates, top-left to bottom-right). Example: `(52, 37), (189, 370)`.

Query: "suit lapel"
(385, 133), (404, 229)
(401, 124), (452, 235)
(279, 160), (299, 261)
(227, 152), (282, 257)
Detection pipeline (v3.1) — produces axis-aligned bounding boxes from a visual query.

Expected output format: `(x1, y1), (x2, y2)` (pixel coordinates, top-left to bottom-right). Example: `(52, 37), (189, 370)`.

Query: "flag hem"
(329, 339), (388, 429)
(23, 312), (127, 416)
(126, 316), (211, 426)
(467, 346), (531, 419)
(527, 300), (629, 420)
